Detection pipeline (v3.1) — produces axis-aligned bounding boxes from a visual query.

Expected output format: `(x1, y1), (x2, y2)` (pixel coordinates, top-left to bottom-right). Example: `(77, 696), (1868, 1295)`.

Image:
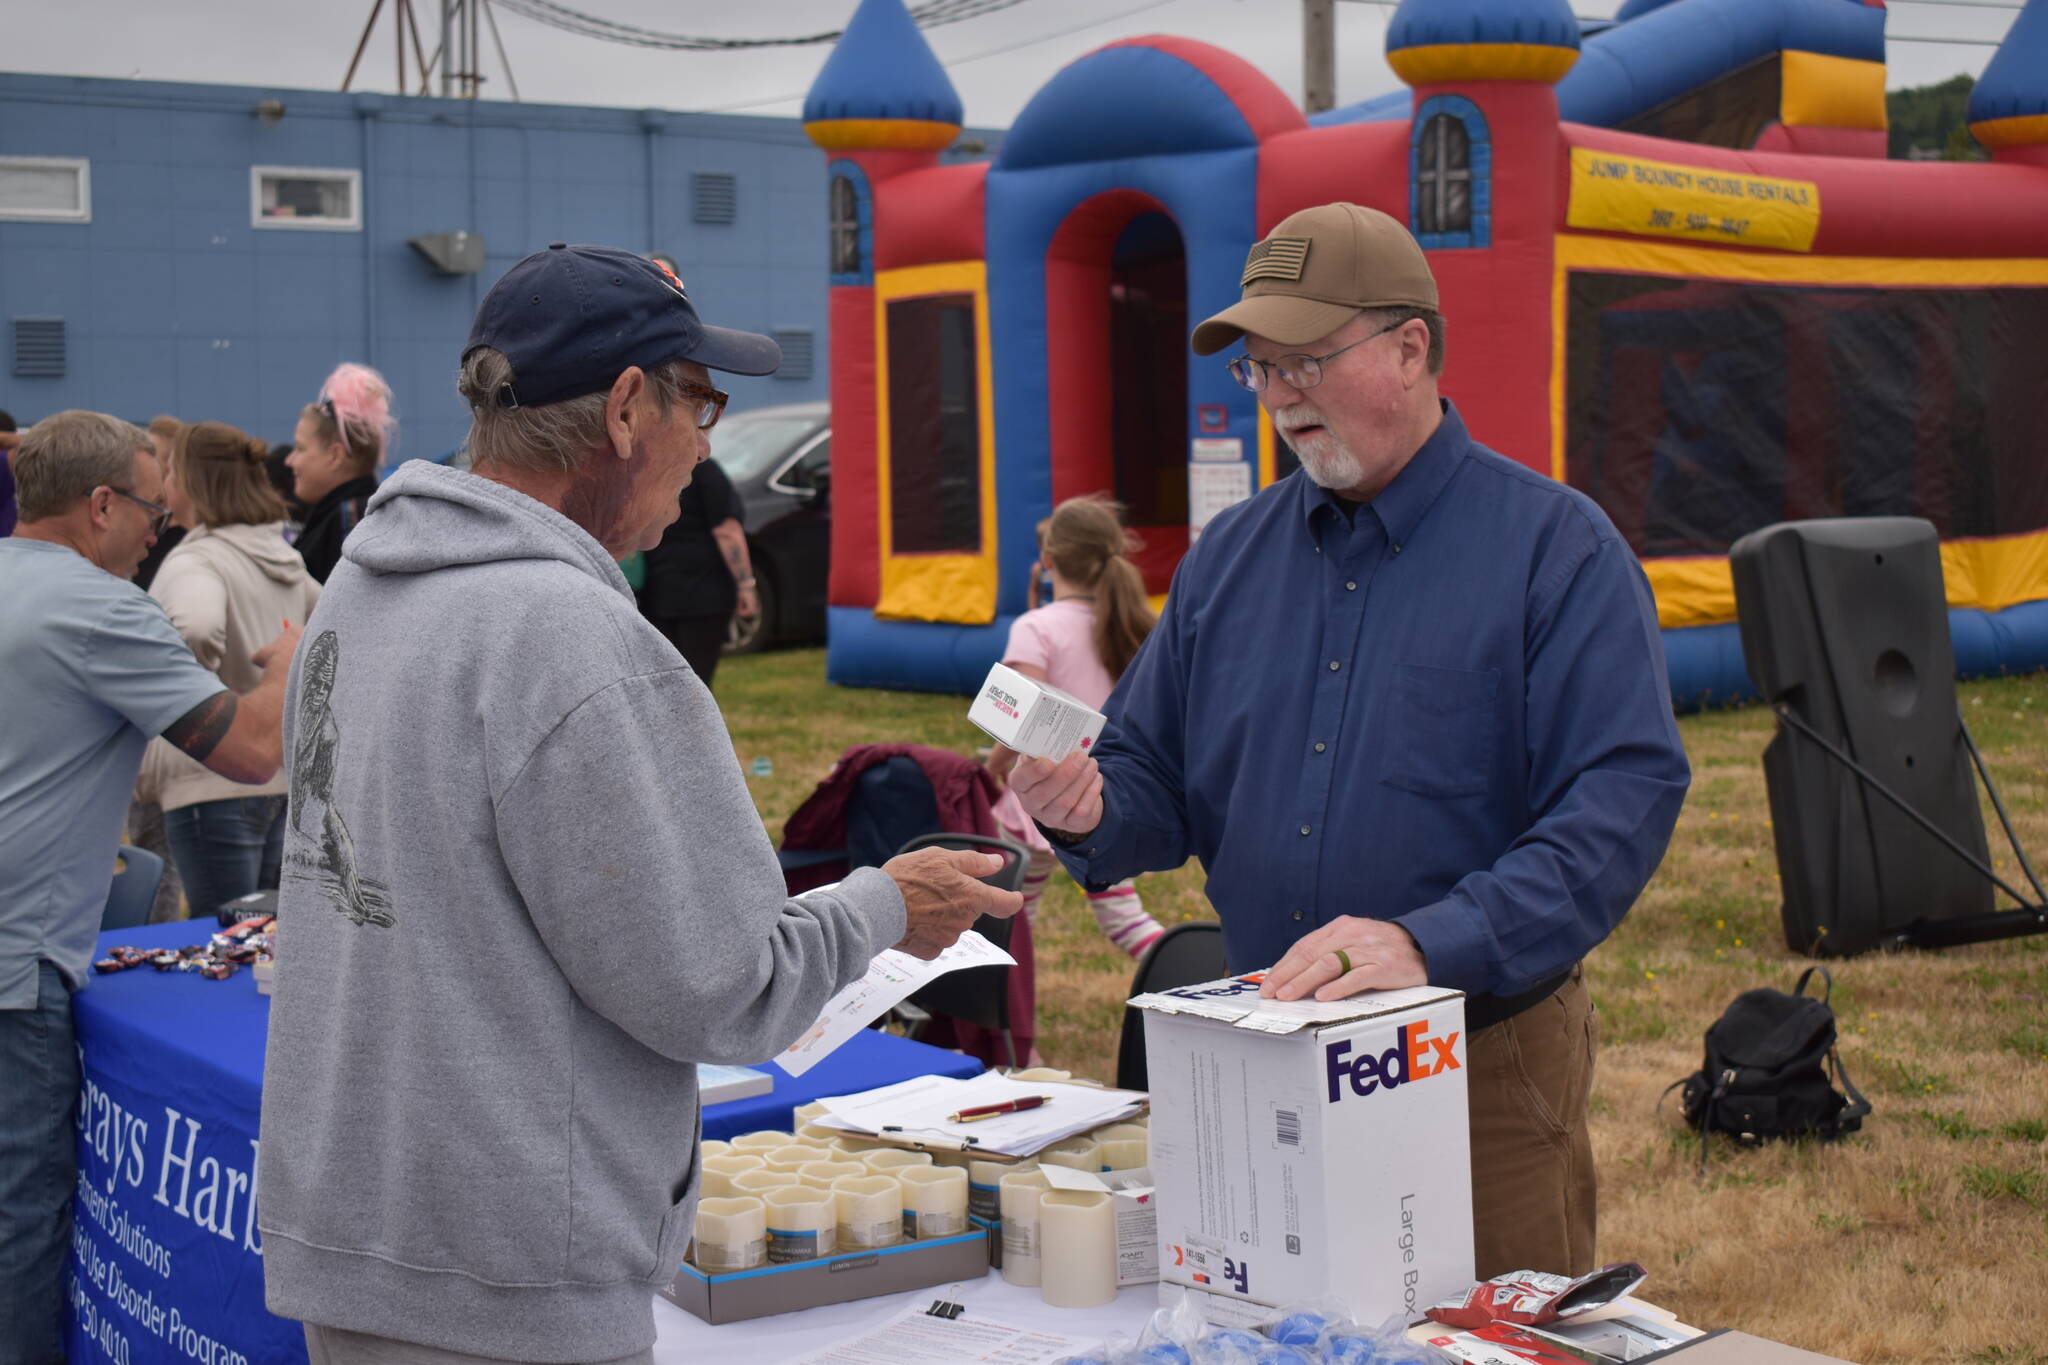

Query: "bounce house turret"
(804, 0), (962, 162)
(1384, 0), (1581, 87)
(1380, 0), (1579, 464)
(1968, 0), (2048, 168)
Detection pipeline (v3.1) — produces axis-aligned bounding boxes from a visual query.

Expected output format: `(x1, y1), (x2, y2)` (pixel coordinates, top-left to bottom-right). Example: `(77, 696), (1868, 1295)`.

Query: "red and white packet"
(1424, 1262), (1648, 1330)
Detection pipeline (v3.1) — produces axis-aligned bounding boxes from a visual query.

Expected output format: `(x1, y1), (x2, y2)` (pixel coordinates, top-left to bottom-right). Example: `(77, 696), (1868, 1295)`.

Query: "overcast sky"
(0, 0), (2013, 126)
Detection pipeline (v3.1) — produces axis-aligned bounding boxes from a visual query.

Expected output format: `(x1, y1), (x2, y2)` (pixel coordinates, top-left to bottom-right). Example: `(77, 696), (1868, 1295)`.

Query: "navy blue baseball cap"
(464, 243), (781, 408)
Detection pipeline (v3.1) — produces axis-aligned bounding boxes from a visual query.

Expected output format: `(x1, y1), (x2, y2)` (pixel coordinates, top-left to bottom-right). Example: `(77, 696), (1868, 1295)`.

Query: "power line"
(691, 0), (1184, 115)
(490, 0), (1032, 52)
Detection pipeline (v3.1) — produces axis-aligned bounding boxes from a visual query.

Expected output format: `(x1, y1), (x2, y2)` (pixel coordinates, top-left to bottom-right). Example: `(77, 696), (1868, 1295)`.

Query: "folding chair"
(1115, 921), (1226, 1091)
(102, 845), (165, 933)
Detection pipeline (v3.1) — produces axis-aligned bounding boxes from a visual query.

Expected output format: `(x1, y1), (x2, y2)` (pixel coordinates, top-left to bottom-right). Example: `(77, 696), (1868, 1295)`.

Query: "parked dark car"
(713, 400), (830, 652)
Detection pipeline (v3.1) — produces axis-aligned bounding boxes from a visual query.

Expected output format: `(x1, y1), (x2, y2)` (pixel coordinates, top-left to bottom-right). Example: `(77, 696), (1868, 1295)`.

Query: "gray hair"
(1362, 305), (1446, 377)
(13, 410), (152, 521)
(457, 348), (690, 474)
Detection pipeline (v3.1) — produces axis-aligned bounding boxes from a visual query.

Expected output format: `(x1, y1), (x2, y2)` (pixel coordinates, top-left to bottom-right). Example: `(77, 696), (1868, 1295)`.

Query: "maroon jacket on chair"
(779, 743), (1035, 1067)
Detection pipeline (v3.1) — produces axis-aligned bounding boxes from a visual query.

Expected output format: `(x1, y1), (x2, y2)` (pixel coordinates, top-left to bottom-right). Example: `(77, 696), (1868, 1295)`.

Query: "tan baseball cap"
(1191, 202), (1438, 356)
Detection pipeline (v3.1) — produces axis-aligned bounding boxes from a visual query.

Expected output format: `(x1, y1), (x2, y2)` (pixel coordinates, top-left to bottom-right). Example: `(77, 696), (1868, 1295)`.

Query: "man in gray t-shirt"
(0, 410), (297, 1364)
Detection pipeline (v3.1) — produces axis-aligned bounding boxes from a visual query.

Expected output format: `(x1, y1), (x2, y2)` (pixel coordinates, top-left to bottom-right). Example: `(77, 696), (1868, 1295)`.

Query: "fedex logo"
(1160, 972), (1267, 1002)
(1170, 1245), (1250, 1295)
(1325, 1019), (1461, 1103)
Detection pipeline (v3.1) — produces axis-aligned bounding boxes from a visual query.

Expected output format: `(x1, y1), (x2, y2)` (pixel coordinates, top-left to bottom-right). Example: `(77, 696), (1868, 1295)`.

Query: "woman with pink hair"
(287, 362), (397, 583)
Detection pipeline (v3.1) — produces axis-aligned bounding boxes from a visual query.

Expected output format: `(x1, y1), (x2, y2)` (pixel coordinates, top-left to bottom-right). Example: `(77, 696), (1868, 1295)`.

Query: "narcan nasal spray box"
(1131, 975), (1473, 1328)
(967, 662), (1107, 760)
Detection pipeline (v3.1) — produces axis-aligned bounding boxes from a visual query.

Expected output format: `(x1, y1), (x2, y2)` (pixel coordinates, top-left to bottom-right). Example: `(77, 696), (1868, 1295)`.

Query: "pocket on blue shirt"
(1380, 663), (1500, 798)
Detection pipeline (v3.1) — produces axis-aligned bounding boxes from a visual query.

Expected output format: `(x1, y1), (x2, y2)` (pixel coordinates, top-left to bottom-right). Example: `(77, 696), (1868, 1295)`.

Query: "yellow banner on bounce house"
(1567, 148), (1821, 254)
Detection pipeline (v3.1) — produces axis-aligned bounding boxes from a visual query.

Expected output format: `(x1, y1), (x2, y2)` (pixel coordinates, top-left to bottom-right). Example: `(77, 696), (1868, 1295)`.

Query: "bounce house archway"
(1046, 191), (1190, 594)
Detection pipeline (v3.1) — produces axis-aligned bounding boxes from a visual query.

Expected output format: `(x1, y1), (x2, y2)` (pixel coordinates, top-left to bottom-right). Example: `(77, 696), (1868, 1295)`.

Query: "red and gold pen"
(947, 1095), (1053, 1124)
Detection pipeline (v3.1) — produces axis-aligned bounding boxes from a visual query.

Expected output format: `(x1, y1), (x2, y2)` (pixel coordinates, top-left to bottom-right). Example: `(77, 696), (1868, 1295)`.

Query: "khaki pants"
(1466, 965), (1599, 1278)
(304, 1324), (654, 1365)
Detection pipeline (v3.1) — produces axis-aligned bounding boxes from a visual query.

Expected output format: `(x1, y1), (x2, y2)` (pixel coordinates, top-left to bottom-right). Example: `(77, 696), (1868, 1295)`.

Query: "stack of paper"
(812, 1073), (1146, 1158)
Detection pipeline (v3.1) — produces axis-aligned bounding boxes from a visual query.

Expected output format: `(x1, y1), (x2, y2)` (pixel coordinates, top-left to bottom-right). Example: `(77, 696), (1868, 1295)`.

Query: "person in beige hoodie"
(141, 420), (321, 916)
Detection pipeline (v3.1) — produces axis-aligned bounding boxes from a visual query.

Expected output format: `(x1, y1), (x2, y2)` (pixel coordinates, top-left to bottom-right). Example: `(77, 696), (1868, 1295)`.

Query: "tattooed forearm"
(163, 691), (238, 763)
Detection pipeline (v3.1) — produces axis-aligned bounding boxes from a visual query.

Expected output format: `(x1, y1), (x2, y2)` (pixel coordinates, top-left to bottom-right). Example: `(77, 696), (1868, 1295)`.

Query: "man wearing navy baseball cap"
(257, 245), (1021, 1364)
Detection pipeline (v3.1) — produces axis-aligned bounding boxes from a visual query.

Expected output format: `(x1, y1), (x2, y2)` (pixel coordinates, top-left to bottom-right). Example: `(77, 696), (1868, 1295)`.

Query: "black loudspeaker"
(1731, 518), (1992, 957)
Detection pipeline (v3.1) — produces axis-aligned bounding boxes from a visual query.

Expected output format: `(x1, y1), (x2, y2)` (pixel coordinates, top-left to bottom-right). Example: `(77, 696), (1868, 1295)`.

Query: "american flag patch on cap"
(1242, 237), (1310, 286)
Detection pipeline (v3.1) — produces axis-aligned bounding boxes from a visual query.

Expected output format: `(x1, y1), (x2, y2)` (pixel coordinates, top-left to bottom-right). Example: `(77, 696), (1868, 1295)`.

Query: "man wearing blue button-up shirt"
(1011, 203), (1689, 1278)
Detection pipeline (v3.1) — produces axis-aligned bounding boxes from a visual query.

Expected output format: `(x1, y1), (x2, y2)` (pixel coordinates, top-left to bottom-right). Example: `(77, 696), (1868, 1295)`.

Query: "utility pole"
(1303, 0), (1336, 115)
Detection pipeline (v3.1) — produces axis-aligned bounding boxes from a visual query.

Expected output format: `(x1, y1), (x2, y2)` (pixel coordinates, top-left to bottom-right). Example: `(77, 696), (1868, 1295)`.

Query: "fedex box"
(1132, 974), (1473, 1329)
(967, 663), (1107, 760)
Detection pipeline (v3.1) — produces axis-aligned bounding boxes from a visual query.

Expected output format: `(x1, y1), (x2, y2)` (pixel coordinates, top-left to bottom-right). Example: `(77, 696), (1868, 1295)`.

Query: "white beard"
(1288, 429), (1364, 491)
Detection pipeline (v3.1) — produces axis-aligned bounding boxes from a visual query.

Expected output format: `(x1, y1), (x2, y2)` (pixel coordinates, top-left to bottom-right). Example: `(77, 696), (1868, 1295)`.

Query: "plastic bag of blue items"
(1053, 1295), (1453, 1365)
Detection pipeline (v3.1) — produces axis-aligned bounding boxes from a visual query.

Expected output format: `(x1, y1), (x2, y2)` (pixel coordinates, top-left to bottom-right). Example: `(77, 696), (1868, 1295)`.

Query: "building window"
(0, 157), (90, 223)
(693, 172), (736, 225)
(828, 162), (872, 285)
(1410, 97), (1490, 250)
(887, 294), (981, 554)
(252, 166), (361, 230)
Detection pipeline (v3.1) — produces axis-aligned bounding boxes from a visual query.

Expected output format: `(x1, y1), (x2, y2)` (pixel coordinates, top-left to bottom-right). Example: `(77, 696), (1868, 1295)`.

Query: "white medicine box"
(967, 662), (1107, 761)
(1131, 975), (1474, 1328)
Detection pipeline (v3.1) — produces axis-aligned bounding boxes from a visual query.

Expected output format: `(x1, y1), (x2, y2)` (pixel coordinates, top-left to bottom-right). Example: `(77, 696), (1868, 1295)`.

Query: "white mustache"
(1274, 409), (1327, 433)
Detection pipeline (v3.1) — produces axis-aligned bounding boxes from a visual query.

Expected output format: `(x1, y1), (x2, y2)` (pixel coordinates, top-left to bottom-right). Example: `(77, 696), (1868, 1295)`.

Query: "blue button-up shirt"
(1058, 402), (1690, 998)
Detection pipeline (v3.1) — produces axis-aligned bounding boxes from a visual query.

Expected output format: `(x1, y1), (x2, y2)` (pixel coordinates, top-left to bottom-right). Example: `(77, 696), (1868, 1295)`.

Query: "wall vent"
(773, 329), (814, 380)
(13, 318), (65, 378)
(692, 172), (736, 225)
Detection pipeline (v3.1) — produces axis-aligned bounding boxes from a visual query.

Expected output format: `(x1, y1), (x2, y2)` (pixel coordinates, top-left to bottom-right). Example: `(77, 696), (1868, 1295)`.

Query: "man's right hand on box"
(1007, 751), (1103, 843)
(883, 847), (1024, 961)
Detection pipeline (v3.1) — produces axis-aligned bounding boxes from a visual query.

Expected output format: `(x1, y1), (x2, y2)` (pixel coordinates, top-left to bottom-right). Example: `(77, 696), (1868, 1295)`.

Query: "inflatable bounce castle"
(803, 0), (2048, 703)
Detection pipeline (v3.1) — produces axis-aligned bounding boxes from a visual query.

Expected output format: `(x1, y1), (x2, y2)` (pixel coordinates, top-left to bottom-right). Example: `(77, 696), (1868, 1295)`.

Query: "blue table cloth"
(66, 921), (983, 1364)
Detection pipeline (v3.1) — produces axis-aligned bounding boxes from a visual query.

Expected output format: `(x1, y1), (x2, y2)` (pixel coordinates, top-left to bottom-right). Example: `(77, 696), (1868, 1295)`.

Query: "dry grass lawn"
(718, 651), (2048, 1364)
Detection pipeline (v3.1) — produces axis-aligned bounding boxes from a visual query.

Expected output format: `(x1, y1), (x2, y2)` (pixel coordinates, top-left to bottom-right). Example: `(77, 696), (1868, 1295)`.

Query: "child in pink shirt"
(989, 497), (1165, 958)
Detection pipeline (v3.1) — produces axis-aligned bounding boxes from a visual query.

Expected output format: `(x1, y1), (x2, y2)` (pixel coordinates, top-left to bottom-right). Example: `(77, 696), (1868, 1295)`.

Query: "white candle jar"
(699, 1154), (765, 1198)
(968, 1158), (1033, 1226)
(832, 1174), (902, 1250)
(762, 1186), (837, 1263)
(861, 1149), (934, 1177)
(997, 1169), (1051, 1287)
(729, 1130), (791, 1153)
(797, 1160), (867, 1189)
(762, 1143), (830, 1172)
(898, 1165), (969, 1240)
(1039, 1137), (1101, 1172)
(691, 1196), (766, 1272)
(1093, 1123), (1149, 1171)
(731, 1169), (802, 1197)
(1037, 1190), (1116, 1308)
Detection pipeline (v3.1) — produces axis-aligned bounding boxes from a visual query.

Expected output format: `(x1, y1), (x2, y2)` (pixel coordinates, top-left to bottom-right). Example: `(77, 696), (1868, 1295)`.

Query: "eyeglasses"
(1226, 317), (1410, 394)
(677, 380), (729, 431)
(105, 486), (174, 535)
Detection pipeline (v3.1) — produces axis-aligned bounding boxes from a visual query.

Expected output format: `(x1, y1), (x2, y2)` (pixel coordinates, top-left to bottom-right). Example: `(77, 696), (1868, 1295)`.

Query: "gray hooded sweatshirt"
(257, 461), (905, 1361)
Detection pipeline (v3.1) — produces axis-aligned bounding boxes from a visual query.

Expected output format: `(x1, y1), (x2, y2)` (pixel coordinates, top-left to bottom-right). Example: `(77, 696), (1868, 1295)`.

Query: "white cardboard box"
(1132, 974), (1474, 1328)
(966, 662), (1107, 760)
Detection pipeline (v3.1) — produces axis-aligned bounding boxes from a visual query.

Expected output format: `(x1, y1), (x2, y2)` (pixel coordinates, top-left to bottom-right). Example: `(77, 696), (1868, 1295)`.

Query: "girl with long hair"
(988, 495), (1167, 957)
(287, 362), (396, 582)
(142, 421), (321, 915)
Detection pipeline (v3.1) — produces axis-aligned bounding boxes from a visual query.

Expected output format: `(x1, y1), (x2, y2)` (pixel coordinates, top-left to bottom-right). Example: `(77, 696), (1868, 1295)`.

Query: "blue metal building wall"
(0, 74), (830, 460)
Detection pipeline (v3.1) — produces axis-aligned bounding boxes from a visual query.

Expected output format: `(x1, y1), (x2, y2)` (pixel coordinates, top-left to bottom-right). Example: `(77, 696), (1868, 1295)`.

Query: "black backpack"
(1673, 966), (1871, 1172)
